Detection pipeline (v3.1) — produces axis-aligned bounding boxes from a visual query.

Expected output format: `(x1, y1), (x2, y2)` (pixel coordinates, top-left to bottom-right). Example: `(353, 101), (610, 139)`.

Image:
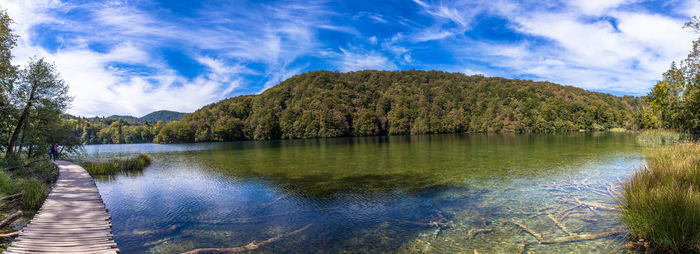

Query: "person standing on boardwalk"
(50, 143), (58, 161)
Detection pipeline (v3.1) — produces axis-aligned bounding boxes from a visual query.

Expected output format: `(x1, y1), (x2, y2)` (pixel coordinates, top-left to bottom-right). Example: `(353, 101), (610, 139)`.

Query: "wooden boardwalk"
(4, 161), (119, 254)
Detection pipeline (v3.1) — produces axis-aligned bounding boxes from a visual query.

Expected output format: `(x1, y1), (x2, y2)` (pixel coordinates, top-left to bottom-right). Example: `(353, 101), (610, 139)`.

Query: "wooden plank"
(4, 160), (119, 254)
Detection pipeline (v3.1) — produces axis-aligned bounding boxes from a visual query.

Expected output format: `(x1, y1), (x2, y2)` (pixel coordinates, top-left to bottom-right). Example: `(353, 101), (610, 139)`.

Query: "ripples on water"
(86, 133), (643, 253)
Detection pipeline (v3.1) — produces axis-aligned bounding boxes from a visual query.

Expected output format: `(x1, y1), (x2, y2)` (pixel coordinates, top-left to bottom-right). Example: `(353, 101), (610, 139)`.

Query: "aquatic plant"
(82, 153), (152, 176)
(620, 145), (700, 252)
(635, 130), (691, 146)
(608, 127), (628, 133)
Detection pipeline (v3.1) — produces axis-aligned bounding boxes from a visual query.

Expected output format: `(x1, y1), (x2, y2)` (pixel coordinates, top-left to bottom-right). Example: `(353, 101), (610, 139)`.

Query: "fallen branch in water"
(387, 217), (450, 228)
(0, 191), (24, 201)
(547, 214), (574, 236)
(133, 225), (178, 235)
(538, 230), (624, 244)
(0, 230), (21, 238)
(181, 223), (312, 254)
(564, 197), (617, 211)
(0, 211), (22, 228)
(3, 159), (48, 171)
(258, 191), (293, 209)
(467, 228), (492, 240)
(510, 219), (543, 242)
(511, 218), (624, 253)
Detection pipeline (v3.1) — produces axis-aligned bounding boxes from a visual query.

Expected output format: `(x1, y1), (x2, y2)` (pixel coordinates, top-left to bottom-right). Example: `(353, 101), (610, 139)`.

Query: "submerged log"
(539, 230), (624, 244)
(0, 211), (22, 228)
(0, 191), (24, 201)
(181, 223), (312, 254)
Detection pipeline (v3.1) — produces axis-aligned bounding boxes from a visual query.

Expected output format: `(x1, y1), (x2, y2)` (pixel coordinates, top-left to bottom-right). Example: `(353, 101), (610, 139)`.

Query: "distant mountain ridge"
(103, 110), (186, 123)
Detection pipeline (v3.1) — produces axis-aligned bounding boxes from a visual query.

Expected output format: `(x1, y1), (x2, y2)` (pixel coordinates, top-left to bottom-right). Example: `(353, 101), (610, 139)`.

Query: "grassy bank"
(0, 159), (57, 210)
(0, 158), (57, 251)
(82, 154), (152, 176)
(620, 145), (700, 252)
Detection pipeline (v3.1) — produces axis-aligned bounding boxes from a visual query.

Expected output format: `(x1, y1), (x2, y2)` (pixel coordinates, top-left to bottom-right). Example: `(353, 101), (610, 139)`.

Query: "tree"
(0, 10), (17, 154)
(646, 14), (700, 133)
(6, 58), (71, 156)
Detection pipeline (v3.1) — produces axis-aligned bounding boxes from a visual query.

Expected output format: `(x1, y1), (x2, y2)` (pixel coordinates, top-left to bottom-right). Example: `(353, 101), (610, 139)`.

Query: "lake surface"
(83, 133), (643, 253)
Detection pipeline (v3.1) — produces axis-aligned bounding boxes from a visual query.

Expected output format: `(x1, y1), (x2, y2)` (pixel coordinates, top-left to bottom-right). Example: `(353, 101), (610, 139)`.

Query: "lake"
(83, 133), (643, 253)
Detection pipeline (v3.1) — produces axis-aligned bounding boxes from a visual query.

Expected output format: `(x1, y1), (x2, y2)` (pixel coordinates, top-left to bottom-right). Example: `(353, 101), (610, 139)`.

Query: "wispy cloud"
(1, 0), (697, 116)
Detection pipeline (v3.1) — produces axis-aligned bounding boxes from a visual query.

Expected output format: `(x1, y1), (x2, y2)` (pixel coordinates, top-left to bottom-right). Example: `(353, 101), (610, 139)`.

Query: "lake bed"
(84, 133), (642, 253)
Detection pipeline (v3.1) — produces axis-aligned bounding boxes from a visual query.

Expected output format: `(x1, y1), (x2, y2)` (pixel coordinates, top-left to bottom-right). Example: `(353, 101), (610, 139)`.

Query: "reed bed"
(635, 130), (691, 146)
(82, 153), (152, 176)
(620, 145), (700, 252)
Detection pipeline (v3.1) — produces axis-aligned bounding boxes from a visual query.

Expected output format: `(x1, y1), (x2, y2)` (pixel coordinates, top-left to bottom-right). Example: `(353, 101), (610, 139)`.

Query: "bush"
(620, 145), (700, 252)
(82, 153), (152, 176)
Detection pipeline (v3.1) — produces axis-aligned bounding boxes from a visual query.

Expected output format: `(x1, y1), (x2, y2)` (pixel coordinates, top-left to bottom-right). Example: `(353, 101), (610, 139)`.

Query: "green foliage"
(64, 116), (159, 144)
(0, 9), (17, 156)
(82, 153), (152, 176)
(620, 145), (700, 252)
(154, 70), (642, 143)
(647, 18), (700, 133)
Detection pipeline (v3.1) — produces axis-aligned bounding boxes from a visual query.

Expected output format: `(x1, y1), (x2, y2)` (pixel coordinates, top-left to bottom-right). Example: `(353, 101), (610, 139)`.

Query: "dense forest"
(63, 110), (182, 144)
(148, 70), (646, 143)
(64, 116), (164, 144)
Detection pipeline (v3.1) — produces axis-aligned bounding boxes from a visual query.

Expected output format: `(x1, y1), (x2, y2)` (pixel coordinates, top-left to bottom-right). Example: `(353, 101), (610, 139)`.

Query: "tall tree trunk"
(17, 125), (26, 154)
(6, 82), (37, 157)
(27, 143), (33, 158)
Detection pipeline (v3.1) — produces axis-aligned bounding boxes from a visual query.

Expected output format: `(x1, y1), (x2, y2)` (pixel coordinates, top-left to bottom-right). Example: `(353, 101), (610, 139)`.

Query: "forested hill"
(154, 70), (644, 143)
(104, 110), (185, 123)
(139, 110), (186, 123)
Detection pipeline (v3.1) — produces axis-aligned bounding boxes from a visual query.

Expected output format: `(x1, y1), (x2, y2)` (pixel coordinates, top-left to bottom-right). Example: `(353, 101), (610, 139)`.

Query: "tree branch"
(0, 211), (22, 228)
(0, 191), (24, 201)
(182, 223), (312, 254)
(3, 159), (48, 171)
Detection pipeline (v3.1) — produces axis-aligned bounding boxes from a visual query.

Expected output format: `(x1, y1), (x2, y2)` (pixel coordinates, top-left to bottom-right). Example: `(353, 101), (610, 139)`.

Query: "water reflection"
(90, 133), (643, 253)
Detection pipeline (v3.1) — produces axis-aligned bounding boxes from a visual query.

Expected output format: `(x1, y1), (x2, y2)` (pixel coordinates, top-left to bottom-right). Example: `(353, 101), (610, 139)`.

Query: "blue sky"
(3, 0), (699, 116)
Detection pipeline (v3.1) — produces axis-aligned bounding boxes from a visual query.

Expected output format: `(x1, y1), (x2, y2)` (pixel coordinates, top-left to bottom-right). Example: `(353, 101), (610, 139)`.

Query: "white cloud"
(0, 0), (334, 116)
(414, 0), (699, 95)
(338, 48), (397, 72)
(571, 0), (631, 15)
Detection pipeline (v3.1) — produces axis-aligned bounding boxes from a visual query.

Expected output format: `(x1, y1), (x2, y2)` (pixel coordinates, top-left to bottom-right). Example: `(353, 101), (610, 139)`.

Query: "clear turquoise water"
(84, 133), (643, 253)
